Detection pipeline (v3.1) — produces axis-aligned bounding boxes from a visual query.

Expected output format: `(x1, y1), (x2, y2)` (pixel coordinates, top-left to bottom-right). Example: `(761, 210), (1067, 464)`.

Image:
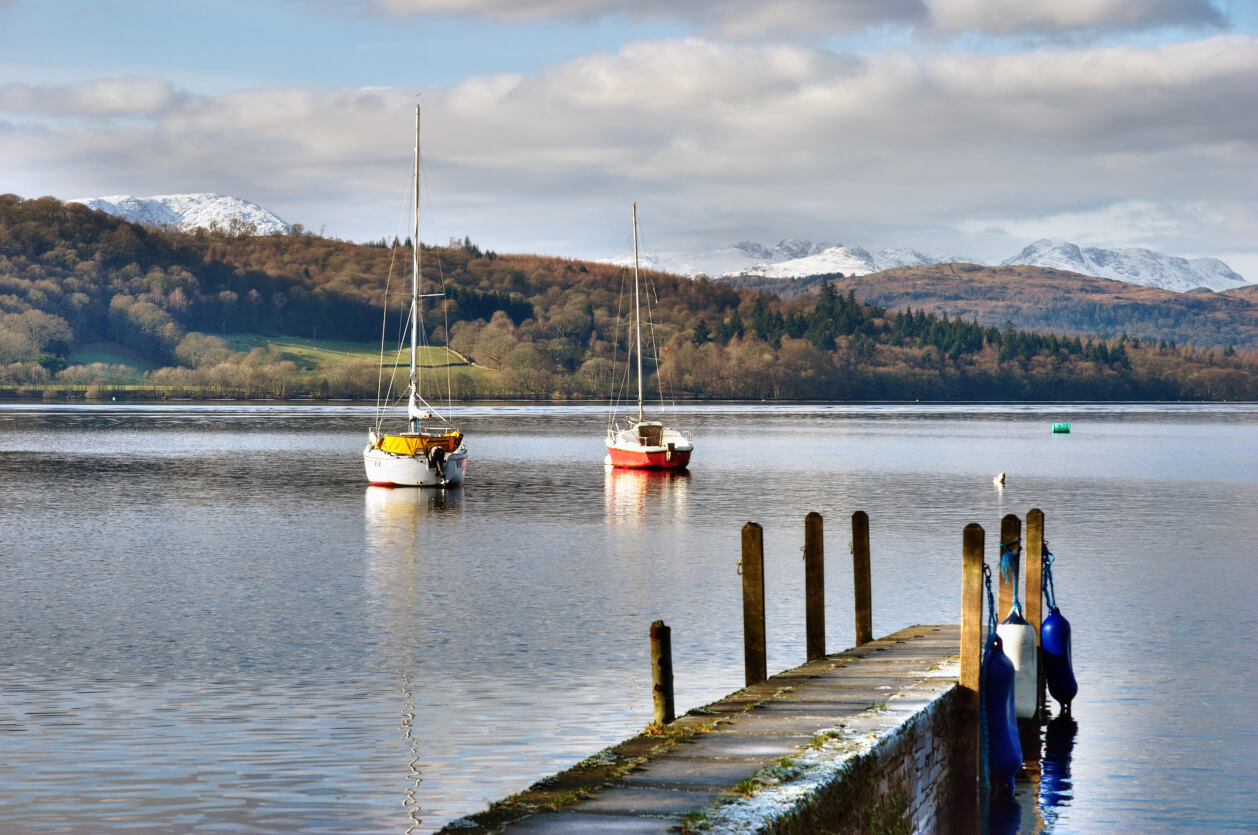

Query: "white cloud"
(2, 35), (1255, 263)
(0, 77), (183, 118)
(927, 0), (1226, 36)
(957, 200), (1237, 249)
(314, 0), (1227, 38)
(349, 0), (928, 35)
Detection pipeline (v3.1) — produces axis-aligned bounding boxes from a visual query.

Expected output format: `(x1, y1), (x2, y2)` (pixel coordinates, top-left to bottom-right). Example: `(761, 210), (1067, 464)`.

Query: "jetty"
(444, 511), (1058, 833)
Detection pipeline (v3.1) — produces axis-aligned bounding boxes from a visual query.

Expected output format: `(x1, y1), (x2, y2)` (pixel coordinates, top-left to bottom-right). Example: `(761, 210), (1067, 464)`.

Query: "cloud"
(344, 0), (927, 35)
(2, 35), (1255, 262)
(928, 0), (1227, 36)
(0, 77), (184, 118)
(958, 200), (1235, 249)
(312, 0), (1227, 39)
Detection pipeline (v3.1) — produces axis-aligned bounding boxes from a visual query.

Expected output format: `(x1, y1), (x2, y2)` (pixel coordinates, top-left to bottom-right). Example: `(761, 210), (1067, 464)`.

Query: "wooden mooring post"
(997, 513), (1022, 618)
(649, 620), (675, 725)
(804, 512), (825, 661)
(851, 510), (873, 646)
(1025, 508), (1046, 714)
(958, 523), (985, 818)
(741, 522), (767, 686)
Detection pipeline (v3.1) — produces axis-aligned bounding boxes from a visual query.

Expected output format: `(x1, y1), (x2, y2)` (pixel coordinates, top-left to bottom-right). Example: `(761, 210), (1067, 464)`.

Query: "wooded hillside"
(1, 194), (1254, 401)
(722, 263), (1258, 350)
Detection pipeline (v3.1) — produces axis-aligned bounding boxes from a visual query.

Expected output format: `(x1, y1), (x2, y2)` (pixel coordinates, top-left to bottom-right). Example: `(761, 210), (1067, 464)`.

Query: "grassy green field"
(68, 341), (161, 371)
(51, 334), (504, 398)
(222, 334), (470, 370)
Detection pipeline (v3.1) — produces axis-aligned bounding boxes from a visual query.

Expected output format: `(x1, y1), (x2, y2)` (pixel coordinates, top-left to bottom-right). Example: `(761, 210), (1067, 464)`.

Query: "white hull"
(364, 445), (467, 487)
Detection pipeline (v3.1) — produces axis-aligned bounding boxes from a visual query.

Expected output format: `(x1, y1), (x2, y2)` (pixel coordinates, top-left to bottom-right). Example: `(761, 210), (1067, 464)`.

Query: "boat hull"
(364, 445), (467, 487)
(605, 443), (692, 470)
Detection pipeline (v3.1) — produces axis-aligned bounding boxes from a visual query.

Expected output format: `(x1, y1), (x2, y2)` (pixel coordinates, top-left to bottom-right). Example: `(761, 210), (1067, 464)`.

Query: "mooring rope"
(1042, 543), (1058, 611)
(978, 561), (998, 793)
(999, 539), (1022, 615)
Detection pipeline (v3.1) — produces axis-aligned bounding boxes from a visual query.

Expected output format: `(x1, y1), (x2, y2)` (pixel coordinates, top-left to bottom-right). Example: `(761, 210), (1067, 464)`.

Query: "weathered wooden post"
(997, 514), (1022, 618)
(1025, 508), (1046, 715)
(958, 523), (985, 820)
(650, 620), (675, 725)
(805, 512), (825, 661)
(851, 510), (873, 647)
(742, 522), (767, 686)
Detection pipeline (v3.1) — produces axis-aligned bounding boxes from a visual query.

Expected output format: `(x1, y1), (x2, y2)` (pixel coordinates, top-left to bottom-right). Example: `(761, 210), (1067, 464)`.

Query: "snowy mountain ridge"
(1000, 239), (1246, 294)
(71, 193), (290, 235)
(604, 242), (977, 280)
(604, 238), (1247, 293)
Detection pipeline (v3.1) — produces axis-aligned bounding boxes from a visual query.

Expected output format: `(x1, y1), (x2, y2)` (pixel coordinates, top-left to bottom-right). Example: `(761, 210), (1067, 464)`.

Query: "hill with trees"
(720, 263), (1258, 350)
(1, 194), (1255, 401)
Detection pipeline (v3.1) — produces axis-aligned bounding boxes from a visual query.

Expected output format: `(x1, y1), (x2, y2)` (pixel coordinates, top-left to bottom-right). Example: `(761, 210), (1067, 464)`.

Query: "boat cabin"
(636, 422), (663, 446)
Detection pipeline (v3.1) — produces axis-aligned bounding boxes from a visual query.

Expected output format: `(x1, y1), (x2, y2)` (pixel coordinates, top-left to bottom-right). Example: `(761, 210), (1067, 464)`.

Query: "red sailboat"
(604, 203), (693, 470)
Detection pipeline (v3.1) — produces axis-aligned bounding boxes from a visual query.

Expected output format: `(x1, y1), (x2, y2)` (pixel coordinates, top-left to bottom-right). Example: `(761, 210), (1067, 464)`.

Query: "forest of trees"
(725, 262), (1258, 351)
(1, 193), (1255, 401)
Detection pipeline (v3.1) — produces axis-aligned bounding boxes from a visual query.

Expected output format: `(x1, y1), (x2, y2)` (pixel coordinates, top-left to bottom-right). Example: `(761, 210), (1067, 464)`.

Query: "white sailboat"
(364, 105), (468, 487)
(604, 203), (693, 470)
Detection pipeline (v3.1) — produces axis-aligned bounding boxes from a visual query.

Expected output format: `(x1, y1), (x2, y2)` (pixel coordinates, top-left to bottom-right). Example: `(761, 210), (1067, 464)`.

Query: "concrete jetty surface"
(443, 624), (962, 833)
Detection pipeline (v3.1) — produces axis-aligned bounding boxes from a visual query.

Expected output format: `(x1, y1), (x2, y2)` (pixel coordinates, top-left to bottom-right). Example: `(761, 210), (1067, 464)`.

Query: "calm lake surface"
(1, 403), (1255, 833)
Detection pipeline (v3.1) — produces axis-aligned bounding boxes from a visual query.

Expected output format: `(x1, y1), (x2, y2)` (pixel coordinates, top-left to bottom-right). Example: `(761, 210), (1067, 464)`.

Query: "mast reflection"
(362, 485), (462, 834)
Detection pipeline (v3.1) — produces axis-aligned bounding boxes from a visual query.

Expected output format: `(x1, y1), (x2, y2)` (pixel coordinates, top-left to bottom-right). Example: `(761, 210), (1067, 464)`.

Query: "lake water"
(0, 402), (1255, 833)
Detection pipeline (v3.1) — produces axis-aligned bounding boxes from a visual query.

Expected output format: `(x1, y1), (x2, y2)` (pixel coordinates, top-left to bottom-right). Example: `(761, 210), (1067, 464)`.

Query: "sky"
(1, 0), (1256, 278)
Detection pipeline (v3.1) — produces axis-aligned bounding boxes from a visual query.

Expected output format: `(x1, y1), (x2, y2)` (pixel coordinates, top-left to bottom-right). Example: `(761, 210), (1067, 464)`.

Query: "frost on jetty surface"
(695, 659), (960, 834)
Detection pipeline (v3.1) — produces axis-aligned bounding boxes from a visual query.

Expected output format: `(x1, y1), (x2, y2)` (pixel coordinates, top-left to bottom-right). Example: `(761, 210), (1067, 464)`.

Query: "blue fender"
(983, 634), (1023, 787)
(1041, 607), (1078, 712)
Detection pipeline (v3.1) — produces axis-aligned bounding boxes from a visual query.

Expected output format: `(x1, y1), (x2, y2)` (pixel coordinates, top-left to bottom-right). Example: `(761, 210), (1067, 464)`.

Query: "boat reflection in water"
(362, 485), (463, 835)
(603, 465), (690, 525)
(365, 484), (463, 539)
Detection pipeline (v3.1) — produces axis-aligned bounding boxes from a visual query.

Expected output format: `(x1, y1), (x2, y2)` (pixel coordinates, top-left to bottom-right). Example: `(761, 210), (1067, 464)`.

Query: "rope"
(978, 562), (998, 794)
(999, 539), (1021, 615)
(1042, 543), (1058, 611)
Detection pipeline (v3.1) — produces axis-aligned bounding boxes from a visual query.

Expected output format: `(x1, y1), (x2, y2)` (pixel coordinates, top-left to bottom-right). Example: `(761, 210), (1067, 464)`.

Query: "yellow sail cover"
(374, 431), (462, 456)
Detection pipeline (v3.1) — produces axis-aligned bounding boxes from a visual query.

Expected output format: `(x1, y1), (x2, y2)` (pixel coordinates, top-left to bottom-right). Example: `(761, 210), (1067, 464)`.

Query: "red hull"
(606, 446), (692, 470)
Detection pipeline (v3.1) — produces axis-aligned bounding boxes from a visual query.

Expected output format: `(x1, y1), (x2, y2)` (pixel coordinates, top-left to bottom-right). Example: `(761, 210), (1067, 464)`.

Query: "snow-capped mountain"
(604, 236), (1246, 293)
(734, 245), (976, 279)
(1001, 239), (1246, 293)
(601, 239), (837, 277)
(71, 193), (290, 235)
(603, 240), (968, 279)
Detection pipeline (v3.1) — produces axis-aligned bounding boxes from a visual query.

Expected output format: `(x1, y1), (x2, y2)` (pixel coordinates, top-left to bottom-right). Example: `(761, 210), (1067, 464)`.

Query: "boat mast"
(632, 202), (644, 423)
(409, 104), (421, 432)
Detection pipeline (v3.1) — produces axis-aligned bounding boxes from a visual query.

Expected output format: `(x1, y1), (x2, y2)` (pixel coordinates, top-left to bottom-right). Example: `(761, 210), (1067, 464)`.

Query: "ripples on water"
(1, 403), (1256, 832)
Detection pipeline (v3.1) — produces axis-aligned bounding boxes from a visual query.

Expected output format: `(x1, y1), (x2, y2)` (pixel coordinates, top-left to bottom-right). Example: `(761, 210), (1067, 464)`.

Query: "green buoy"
(1052, 423), (1071, 434)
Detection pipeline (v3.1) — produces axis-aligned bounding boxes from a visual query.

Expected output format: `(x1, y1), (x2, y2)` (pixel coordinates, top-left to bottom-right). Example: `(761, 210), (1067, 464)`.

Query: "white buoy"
(997, 606), (1039, 719)
(994, 471), (1006, 486)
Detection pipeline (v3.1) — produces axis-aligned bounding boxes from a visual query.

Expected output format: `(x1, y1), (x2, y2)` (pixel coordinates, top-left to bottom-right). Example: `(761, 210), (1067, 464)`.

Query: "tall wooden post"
(851, 511), (873, 647)
(959, 523), (985, 819)
(997, 514), (1022, 619)
(804, 512), (825, 661)
(1025, 508), (1046, 715)
(650, 620), (675, 725)
(742, 522), (767, 686)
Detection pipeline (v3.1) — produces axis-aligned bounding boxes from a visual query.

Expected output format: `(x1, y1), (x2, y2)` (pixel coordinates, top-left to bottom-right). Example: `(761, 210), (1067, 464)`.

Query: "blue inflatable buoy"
(983, 633), (1023, 789)
(1041, 606), (1077, 713)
